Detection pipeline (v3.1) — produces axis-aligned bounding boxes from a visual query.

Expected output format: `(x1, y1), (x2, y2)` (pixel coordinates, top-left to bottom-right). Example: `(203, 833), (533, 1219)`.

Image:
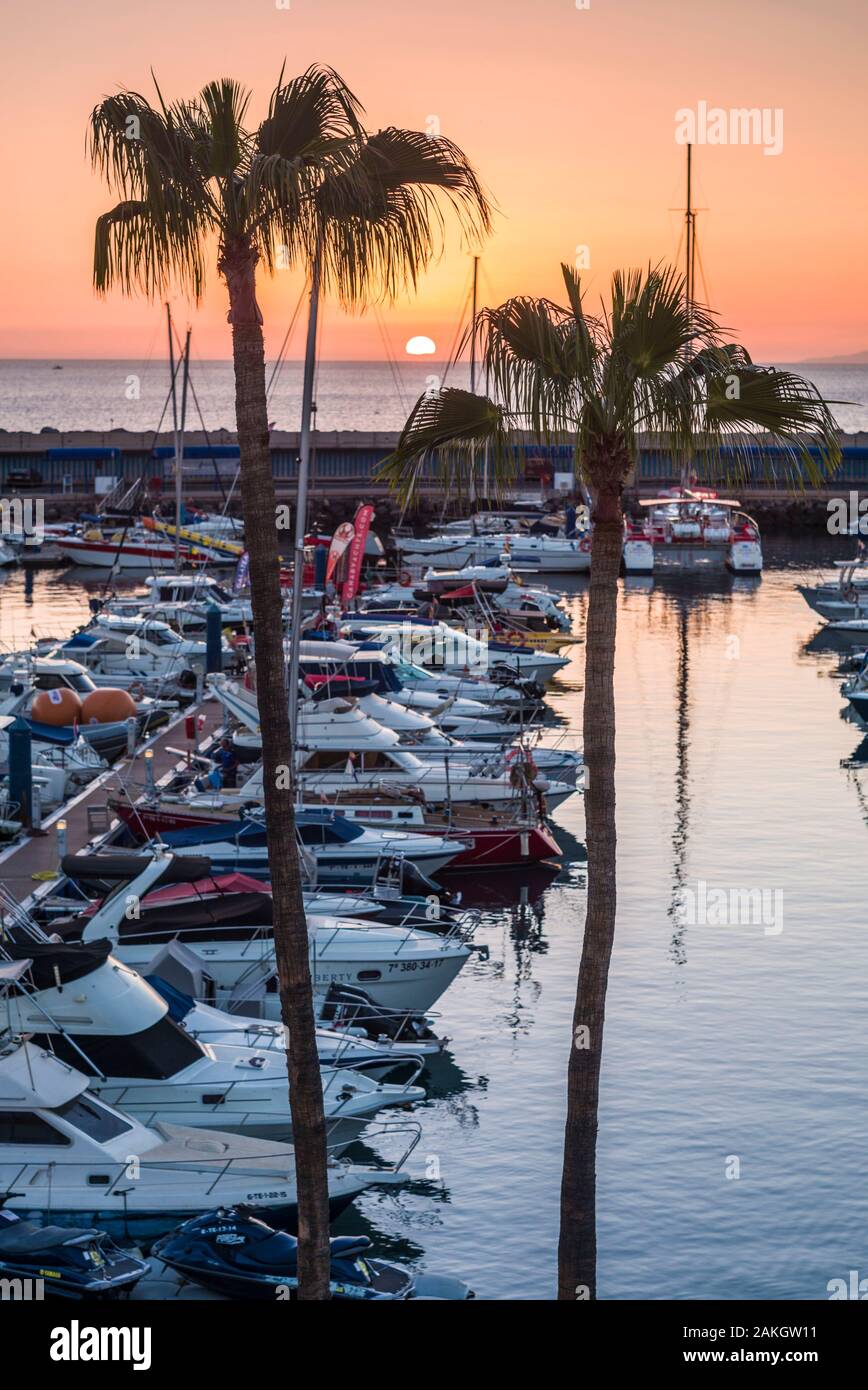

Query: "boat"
(0, 1037), (414, 1238)
(57, 850), (477, 1016)
(397, 529), (592, 573)
(798, 554), (868, 620)
(147, 975), (429, 1081)
(0, 1208), (149, 1298)
(151, 1207), (473, 1300)
(0, 656), (172, 760)
(58, 529), (194, 570)
(623, 489), (763, 573)
(154, 811), (466, 883)
(56, 613), (235, 680)
(111, 794), (565, 872)
(338, 618), (569, 684)
(0, 937), (425, 1147)
(104, 573), (256, 631)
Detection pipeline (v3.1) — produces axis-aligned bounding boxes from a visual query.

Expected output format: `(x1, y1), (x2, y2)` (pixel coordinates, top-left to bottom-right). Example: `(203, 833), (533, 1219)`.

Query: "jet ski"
(153, 1207), (473, 1300)
(0, 1207), (149, 1299)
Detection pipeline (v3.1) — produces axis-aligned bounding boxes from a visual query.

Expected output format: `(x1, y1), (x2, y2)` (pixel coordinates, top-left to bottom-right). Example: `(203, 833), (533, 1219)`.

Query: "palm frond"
(375, 387), (511, 503)
(247, 65), (365, 271)
(89, 89), (217, 297)
(316, 127), (493, 306)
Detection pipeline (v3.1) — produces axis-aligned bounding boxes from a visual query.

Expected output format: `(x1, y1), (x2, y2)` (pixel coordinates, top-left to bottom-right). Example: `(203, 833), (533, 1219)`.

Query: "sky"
(2, 0), (866, 363)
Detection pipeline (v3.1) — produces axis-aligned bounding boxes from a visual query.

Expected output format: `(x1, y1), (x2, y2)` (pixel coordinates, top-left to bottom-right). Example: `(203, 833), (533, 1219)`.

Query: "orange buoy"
(80, 687), (138, 725)
(32, 687), (83, 727)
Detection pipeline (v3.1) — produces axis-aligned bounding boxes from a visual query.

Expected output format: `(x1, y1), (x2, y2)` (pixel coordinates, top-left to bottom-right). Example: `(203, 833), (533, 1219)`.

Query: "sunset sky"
(4, 0), (866, 363)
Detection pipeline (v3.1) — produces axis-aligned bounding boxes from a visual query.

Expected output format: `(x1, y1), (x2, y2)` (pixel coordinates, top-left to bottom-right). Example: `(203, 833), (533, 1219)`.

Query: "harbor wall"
(2, 429), (868, 527)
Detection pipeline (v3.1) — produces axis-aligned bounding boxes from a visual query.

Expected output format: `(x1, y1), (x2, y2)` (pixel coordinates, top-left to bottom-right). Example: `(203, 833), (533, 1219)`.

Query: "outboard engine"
(319, 983), (443, 1046)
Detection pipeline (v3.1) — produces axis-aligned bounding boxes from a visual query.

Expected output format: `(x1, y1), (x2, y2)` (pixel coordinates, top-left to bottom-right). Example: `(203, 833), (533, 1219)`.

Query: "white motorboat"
(105, 573), (256, 630)
(218, 696), (573, 811)
(1, 939), (425, 1147)
(70, 851), (476, 1016)
(230, 689), (582, 785)
(158, 811), (465, 883)
(398, 530), (591, 573)
(0, 714), (106, 809)
(0, 1037), (413, 1239)
(58, 613), (234, 678)
(147, 980), (430, 1081)
(337, 619), (568, 684)
(798, 555), (868, 621)
(624, 490), (763, 574)
(294, 643), (527, 733)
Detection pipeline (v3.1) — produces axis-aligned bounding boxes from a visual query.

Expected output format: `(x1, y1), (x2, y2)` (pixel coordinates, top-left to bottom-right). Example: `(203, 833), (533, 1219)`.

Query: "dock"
(0, 697), (226, 906)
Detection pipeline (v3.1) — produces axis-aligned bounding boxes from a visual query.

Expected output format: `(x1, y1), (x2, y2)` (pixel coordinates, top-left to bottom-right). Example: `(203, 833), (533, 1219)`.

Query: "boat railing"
(0, 1124), (423, 1202)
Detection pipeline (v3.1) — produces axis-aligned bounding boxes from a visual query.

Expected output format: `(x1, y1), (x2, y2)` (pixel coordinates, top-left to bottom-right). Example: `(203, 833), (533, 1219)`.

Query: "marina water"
(2, 530), (864, 1299)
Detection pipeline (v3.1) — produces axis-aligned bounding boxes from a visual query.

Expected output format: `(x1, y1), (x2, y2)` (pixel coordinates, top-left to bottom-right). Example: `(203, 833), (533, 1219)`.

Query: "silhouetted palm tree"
(379, 261), (839, 1298)
(89, 65), (490, 1297)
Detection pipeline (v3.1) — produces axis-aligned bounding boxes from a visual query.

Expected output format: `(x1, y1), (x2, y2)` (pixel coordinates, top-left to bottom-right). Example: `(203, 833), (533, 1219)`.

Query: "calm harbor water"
(1, 533), (865, 1299)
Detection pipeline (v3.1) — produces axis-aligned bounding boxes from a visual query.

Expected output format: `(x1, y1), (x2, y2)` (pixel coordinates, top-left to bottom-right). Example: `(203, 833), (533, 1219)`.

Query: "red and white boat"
(623, 487), (763, 574)
(109, 795), (563, 871)
(60, 528), (193, 570)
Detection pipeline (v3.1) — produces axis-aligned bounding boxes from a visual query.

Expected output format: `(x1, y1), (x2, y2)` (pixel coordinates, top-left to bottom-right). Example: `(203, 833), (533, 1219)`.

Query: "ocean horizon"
(2, 358), (866, 436)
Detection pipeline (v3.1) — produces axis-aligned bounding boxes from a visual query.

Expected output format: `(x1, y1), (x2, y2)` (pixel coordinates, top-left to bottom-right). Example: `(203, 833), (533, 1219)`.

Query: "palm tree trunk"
(221, 238), (332, 1300)
(558, 494), (621, 1300)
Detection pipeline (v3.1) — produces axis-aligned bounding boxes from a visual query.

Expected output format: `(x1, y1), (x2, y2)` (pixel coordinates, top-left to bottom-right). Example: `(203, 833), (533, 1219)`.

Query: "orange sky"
(3, 0), (867, 362)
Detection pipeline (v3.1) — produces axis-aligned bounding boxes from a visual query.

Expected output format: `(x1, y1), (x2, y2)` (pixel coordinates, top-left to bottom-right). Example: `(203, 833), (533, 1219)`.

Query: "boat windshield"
(54, 1092), (135, 1140)
(394, 659), (431, 683)
(297, 816), (364, 844)
(44, 1018), (205, 1082)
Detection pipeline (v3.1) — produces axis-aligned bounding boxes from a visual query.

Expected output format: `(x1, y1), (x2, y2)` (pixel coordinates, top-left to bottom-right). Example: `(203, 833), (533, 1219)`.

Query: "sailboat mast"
(683, 144), (696, 489)
(685, 142), (694, 316)
(175, 328), (191, 573)
(166, 304), (181, 571)
(288, 253), (322, 739)
(469, 255), (479, 505)
(470, 255), (479, 394)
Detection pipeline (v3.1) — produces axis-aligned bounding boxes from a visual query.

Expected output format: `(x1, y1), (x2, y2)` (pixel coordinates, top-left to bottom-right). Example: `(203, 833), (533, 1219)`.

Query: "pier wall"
(2, 429), (867, 526)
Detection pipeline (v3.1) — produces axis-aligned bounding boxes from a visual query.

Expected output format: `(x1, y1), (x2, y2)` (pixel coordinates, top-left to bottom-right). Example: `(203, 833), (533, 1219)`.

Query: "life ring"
(845, 584), (859, 604)
(578, 534), (592, 553)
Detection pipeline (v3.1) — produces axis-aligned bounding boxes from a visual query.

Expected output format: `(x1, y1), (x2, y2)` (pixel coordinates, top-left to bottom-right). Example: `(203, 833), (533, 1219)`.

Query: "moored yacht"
(0, 1038), (412, 1238)
(0, 938), (425, 1146)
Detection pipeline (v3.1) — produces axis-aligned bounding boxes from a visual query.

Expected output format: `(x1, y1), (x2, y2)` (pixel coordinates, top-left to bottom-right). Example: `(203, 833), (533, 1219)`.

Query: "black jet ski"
(0, 1208), (149, 1299)
(153, 1208), (473, 1300)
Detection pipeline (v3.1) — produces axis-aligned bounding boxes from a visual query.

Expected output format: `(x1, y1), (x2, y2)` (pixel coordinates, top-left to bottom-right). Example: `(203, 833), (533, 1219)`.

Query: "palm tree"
(378, 262), (840, 1298)
(89, 66), (490, 1298)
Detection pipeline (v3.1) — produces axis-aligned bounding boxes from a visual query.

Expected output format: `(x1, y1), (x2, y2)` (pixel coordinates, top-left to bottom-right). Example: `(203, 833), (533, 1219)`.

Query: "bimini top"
(2, 938), (113, 991)
(0, 1039), (88, 1109)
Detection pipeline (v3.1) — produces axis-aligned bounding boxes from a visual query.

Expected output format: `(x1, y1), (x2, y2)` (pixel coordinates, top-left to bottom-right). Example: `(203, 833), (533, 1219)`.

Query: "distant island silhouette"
(797, 350), (868, 364)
